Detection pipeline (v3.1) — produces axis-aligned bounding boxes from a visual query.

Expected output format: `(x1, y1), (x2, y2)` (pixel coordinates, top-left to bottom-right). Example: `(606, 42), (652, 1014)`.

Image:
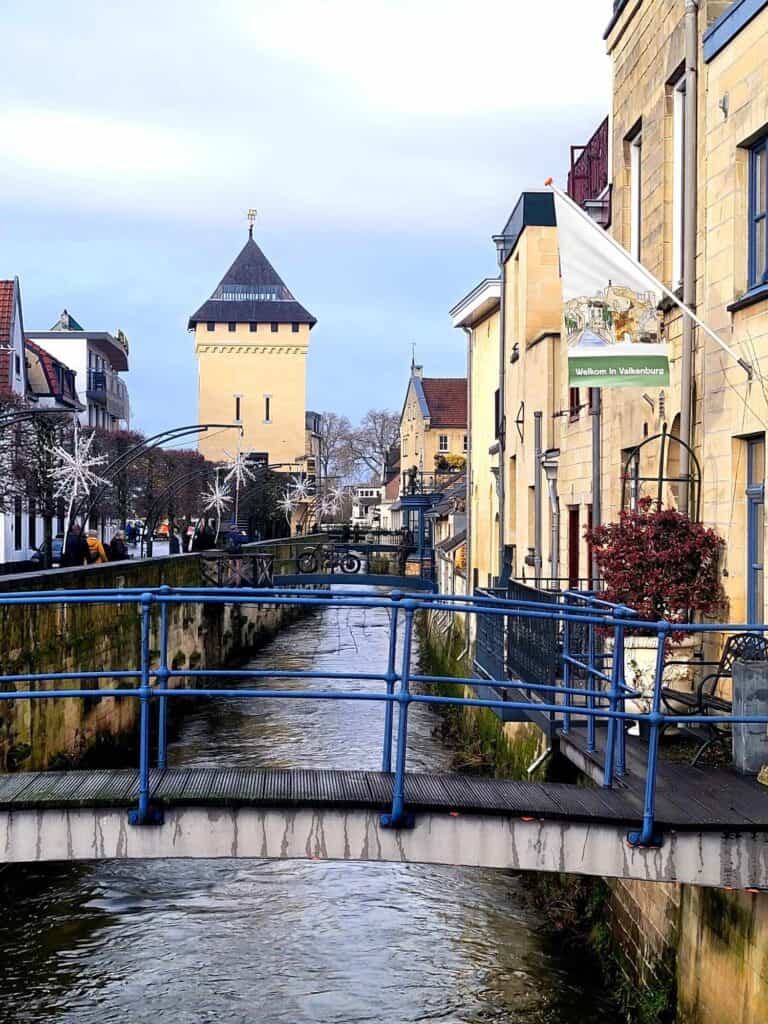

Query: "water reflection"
(0, 594), (619, 1024)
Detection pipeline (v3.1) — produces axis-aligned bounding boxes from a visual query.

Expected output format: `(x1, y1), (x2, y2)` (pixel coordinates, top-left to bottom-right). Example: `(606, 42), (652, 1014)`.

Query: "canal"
(0, 595), (620, 1023)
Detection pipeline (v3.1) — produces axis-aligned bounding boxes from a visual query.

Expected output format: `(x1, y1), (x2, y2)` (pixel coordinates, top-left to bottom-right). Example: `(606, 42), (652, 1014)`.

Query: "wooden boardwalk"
(560, 726), (768, 830)
(0, 764), (766, 832)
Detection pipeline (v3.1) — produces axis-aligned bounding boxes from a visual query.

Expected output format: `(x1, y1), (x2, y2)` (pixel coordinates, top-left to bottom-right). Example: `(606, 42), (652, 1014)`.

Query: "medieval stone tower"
(189, 227), (316, 465)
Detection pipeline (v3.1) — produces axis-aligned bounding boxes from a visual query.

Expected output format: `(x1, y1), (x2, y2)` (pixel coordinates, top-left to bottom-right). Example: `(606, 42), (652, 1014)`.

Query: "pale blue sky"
(0, 1), (610, 434)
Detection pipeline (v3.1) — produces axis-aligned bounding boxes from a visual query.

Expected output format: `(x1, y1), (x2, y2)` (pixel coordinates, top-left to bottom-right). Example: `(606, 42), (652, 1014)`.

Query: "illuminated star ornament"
(287, 474), (312, 502)
(201, 479), (233, 518)
(277, 491), (296, 522)
(48, 427), (109, 501)
(223, 450), (257, 490)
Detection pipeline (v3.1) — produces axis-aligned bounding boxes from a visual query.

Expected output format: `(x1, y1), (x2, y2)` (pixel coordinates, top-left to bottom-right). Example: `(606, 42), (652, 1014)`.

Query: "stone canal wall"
(418, 611), (768, 1024)
(0, 545), (311, 772)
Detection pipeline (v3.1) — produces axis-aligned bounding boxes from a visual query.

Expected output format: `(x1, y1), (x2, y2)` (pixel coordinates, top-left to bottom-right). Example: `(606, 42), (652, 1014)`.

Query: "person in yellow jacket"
(86, 529), (108, 564)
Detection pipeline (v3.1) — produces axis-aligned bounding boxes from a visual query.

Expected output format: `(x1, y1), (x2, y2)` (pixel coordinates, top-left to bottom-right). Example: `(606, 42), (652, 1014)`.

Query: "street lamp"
(541, 448), (561, 582)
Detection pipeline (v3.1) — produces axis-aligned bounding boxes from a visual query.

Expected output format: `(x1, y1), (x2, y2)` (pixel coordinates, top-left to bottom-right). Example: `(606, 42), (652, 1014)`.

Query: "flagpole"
(548, 184), (753, 379)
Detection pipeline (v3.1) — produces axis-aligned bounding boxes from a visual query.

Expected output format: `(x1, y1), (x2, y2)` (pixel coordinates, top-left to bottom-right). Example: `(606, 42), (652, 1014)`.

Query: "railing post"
(382, 591), (402, 773)
(129, 592), (163, 826)
(587, 617), (597, 753)
(562, 607), (572, 735)
(615, 611), (628, 779)
(603, 606), (628, 787)
(627, 621), (668, 848)
(157, 587), (171, 770)
(381, 599), (416, 829)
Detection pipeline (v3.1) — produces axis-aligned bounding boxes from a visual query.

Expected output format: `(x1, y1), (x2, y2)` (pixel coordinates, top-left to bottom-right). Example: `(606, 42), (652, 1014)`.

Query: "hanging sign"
(552, 190), (669, 389)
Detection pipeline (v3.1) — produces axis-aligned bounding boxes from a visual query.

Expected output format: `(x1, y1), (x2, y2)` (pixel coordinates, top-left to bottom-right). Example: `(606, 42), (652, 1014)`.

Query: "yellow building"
(450, 279), (501, 589)
(189, 226), (316, 467)
(399, 366), (467, 481)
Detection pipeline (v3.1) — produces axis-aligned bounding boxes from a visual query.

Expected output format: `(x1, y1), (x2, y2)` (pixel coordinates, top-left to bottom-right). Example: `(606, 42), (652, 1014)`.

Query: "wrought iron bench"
(661, 632), (768, 766)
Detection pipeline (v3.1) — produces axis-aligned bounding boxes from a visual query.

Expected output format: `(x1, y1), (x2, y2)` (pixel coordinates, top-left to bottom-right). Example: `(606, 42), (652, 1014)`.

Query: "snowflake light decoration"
(329, 484), (347, 507)
(222, 450), (257, 491)
(48, 428), (109, 501)
(318, 495), (337, 519)
(201, 479), (232, 518)
(277, 491), (296, 521)
(287, 475), (311, 502)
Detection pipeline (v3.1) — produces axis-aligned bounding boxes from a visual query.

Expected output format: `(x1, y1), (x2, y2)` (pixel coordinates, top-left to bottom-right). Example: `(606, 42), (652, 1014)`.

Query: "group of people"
(60, 525), (130, 567)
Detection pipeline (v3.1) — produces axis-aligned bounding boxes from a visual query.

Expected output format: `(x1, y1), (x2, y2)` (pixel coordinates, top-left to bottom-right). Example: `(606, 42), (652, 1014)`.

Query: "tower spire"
(247, 208), (257, 240)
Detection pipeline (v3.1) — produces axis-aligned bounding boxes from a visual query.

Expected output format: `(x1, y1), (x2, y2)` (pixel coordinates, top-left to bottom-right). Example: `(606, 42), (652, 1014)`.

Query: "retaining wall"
(0, 545), (309, 771)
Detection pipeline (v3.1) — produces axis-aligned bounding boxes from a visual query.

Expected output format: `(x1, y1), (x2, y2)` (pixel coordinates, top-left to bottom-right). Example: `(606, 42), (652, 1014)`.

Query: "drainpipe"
(534, 411), (543, 584)
(495, 238), (507, 581)
(679, 0), (698, 514)
(546, 475), (560, 580)
(461, 324), (473, 659)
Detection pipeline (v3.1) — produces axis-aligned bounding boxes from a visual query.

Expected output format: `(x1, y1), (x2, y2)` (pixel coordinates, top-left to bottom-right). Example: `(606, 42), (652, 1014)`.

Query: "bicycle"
(297, 543), (361, 575)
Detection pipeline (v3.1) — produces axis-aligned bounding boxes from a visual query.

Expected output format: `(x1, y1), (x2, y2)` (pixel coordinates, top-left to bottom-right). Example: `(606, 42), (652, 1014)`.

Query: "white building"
(27, 309), (129, 431)
(351, 485), (382, 528)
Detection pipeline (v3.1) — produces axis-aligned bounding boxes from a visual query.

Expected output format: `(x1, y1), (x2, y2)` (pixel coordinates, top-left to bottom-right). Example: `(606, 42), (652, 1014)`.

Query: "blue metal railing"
(1, 584), (768, 849)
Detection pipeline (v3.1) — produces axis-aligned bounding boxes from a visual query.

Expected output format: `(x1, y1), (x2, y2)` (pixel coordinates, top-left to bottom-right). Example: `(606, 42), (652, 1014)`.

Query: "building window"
(291, 323), (299, 333)
(569, 387), (581, 421)
(629, 129), (642, 261)
(228, 322), (236, 333)
(249, 322), (257, 333)
(463, 434), (468, 452)
(438, 435), (449, 452)
(264, 395), (271, 422)
(207, 322), (215, 332)
(671, 77), (686, 289)
(234, 396), (241, 422)
(14, 353), (21, 378)
(29, 499), (37, 549)
(271, 323), (278, 333)
(749, 135), (768, 290)
(14, 496), (22, 551)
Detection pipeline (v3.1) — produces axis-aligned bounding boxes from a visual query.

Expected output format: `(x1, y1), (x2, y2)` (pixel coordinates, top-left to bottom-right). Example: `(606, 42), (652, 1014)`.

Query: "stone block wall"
(0, 549), (307, 770)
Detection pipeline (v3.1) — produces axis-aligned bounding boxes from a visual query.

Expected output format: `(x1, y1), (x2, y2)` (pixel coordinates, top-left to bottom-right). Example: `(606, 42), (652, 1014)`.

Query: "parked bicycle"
(297, 543), (361, 575)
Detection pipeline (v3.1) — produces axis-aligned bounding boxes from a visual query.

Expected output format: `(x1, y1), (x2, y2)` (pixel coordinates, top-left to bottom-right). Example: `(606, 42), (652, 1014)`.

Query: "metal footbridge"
(1, 585), (768, 889)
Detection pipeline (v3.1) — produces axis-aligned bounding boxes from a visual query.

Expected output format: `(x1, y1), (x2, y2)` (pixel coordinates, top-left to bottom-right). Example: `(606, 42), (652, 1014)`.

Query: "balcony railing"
(400, 467), (464, 496)
(568, 115), (611, 227)
(87, 369), (129, 420)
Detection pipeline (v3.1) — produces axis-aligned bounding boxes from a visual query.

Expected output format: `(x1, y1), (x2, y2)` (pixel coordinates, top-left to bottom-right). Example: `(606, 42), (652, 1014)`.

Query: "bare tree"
(346, 409), (399, 482)
(317, 411), (353, 481)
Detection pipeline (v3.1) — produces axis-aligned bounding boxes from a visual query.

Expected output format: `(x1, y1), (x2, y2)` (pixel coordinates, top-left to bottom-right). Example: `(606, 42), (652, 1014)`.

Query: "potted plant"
(586, 499), (725, 716)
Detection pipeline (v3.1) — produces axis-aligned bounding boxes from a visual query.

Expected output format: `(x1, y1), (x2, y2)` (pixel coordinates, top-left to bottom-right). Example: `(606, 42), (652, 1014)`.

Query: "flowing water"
(0, 596), (620, 1023)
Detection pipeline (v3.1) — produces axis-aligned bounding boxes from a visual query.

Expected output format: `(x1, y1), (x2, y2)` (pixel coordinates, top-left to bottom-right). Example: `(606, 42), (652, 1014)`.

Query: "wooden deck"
(559, 726), (768, 830)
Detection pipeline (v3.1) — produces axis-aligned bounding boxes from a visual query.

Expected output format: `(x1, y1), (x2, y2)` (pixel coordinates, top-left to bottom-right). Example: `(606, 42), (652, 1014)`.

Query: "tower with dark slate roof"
(190, 226), (316, 464)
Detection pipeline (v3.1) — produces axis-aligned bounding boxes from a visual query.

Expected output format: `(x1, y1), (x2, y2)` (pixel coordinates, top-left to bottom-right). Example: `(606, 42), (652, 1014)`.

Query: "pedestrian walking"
(169, 530), (181, 555)
(108, 530), (129, 561)
(86, 529), (108, 564)
(61, 524), (89, 567)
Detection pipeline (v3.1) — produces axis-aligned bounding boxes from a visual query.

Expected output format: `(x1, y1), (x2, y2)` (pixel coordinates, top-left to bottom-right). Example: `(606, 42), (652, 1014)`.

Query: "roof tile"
(421, 377), (467, 428)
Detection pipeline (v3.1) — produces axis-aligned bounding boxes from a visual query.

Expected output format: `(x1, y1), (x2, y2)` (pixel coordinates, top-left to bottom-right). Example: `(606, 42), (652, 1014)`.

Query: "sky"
(0, 1), (610, 436)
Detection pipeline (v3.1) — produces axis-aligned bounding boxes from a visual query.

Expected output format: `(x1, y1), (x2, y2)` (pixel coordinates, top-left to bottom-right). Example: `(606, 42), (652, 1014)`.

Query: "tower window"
(264, 396), (272, 422)
(228, 322), (236, 333)
(234, 396), (241, 422)
(271, 323), (278, 333)
(249, 322), (257, 333)
(291, 323), (299, 333)
(207, 322), (215, 332)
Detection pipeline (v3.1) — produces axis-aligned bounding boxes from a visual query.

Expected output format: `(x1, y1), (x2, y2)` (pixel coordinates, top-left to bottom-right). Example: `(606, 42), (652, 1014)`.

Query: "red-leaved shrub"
(586, 499), (725, 640)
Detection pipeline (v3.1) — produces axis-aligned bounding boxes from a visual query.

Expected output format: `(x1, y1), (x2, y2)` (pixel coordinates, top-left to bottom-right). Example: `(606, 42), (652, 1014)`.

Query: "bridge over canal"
(1, 584), (767, 890)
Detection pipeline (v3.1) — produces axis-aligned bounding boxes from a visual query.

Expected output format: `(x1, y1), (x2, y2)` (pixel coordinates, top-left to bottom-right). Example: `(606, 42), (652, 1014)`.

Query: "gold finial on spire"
(247, 208), (257, 239)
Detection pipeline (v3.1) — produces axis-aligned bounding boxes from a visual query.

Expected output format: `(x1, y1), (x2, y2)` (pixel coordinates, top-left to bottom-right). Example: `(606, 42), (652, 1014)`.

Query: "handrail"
(1, 584), (767, 848)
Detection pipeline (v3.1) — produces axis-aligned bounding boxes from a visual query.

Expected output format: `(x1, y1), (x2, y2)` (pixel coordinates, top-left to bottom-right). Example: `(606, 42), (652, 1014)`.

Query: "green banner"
(569, 355), (669, 389)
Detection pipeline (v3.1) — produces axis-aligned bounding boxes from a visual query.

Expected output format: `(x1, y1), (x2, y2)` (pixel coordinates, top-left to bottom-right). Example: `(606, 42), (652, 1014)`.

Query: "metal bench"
(661, 632), (768, 766)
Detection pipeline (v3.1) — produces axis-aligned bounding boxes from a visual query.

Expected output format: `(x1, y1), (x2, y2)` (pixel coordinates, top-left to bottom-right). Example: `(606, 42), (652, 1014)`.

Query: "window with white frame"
(672, 78), (686, 289)
(629, 130), (642, 261)
(438, 435), (449, 452)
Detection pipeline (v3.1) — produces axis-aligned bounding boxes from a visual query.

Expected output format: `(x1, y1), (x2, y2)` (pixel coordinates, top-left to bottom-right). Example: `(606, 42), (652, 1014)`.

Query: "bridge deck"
(560, 726), (768, 829)
(0, 766), (766, 832)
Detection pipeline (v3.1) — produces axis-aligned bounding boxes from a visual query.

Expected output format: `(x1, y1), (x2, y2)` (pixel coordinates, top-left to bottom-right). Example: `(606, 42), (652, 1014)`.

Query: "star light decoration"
(277, 491), (297, 523)
(201, 478), (233, 519)
(223, 450), (257, 491)
(47, 426), (110, 539)
(287, 474), (312, 502)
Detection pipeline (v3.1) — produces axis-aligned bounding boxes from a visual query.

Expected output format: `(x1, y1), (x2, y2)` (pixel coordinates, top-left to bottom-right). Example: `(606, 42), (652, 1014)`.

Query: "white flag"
(552, 189), (669, 389)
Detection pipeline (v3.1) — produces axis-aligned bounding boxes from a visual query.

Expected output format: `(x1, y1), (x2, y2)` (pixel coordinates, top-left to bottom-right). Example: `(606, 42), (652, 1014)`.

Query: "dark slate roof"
(188, 232), (316, 329)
